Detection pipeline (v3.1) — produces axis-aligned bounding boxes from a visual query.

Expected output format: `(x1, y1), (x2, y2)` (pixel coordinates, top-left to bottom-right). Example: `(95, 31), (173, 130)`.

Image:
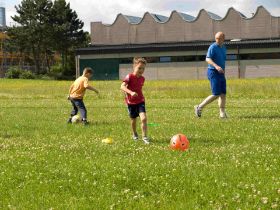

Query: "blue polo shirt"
(206, 43), (226, 71)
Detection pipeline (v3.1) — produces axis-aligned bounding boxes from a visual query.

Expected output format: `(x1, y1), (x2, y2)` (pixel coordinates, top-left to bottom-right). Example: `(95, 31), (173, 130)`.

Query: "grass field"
(0, 78), (280, 209)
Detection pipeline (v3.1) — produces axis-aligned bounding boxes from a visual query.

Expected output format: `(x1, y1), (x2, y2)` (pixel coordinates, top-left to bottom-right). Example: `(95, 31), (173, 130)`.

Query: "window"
(197, 55), (206, 61)
(226, 54), (238, 60)
(160, 56), (171, 62)
(119, 57), (133, 64)
(171, 56), (196, 62)
(145, 57), (159, 63)
(240, 53), (280, 60)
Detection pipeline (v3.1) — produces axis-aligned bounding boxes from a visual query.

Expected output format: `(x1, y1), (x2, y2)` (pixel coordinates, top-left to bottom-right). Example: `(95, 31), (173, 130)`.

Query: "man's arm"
(206, 57), (224, 74)
(120, 82), (138, 97)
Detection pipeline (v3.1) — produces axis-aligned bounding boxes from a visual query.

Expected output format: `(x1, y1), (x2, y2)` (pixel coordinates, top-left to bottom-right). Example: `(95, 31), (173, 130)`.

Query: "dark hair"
(83, 67), (93, 75)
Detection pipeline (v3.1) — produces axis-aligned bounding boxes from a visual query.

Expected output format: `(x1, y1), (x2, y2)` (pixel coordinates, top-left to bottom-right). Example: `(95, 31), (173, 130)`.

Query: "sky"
(4, 0), (280, 32)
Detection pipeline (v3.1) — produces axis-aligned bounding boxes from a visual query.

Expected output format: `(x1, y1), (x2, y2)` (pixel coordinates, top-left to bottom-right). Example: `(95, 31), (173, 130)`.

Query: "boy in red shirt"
(121, 57), (150, 144)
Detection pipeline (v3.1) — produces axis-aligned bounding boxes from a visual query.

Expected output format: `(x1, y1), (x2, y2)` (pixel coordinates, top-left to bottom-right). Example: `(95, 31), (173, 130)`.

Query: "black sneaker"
(82, 120), (89, 126)
(132, 133), (139, 141)
(67, 118), (72, 124)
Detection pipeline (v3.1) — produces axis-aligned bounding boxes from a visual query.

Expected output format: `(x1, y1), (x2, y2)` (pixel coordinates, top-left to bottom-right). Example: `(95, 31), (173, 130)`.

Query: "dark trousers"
(70, 98), (87, 120)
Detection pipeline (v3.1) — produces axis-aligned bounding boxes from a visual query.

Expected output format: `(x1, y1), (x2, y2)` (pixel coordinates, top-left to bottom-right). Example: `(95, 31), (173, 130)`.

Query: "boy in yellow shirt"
(68, 67), (99, 125)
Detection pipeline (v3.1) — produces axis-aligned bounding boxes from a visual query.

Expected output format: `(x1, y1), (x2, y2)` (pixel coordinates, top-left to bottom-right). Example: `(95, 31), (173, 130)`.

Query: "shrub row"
(5, 67), (35, 79)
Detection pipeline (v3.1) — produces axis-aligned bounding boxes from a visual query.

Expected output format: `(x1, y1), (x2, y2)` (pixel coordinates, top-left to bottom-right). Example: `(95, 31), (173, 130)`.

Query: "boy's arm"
(69, 84), (74, 94)
(68, 84), (74, 99)
(86, 85), (99, 94)
(84, 79), (99, 94)
(121, 82), (138, 97)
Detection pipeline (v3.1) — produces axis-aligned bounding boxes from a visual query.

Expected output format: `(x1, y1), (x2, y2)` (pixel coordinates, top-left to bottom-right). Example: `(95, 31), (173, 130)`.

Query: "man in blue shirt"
(194, 32), (227, 118)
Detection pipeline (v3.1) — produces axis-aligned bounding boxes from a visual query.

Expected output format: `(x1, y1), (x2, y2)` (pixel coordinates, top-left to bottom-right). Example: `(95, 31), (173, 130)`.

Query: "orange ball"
(170, 134), (190, 151)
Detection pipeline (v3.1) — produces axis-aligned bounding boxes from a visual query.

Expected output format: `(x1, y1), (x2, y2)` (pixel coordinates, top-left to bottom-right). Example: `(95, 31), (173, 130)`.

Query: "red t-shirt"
(123, 73), (145, 105)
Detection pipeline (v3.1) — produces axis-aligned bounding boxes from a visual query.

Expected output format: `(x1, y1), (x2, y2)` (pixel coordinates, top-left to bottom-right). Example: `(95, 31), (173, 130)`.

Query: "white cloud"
(4, 0), (280, 31)
(66, 0), (280, 31)
(269, 7), (280, 17)
(66, 0), (169, 31)
(6, 9), (17, 27)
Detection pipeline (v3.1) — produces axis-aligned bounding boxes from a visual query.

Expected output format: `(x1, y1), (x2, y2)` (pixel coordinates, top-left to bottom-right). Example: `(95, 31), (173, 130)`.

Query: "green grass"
(0, 78), (279, 209)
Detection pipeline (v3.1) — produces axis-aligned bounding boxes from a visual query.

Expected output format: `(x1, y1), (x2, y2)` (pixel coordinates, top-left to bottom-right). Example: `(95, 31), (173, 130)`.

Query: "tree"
(50, 0), (88, 73)
(8, 0), (88, 76)
(9, 0), (53, 74)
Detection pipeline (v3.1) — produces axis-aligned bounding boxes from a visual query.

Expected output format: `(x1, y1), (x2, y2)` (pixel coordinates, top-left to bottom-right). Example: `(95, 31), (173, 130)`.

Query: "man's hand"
(206, 58), (225, 74)
(131, 92), (138, 97)
(215, 65), (225, 74)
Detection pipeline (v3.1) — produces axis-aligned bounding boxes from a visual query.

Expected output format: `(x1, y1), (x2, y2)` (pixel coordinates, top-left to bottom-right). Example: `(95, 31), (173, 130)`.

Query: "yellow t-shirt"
(69, 76), (89, 99)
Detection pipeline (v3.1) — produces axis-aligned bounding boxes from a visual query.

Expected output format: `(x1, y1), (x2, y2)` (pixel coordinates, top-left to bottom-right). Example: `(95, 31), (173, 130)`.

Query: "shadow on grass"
(65, 120), (113, 128)
(86, 121), (112, 126)
(188, 137), (224, 145)
(0, 133), (13, 139)
(152, 136), (220, 146)
(240, 115), (280, 119)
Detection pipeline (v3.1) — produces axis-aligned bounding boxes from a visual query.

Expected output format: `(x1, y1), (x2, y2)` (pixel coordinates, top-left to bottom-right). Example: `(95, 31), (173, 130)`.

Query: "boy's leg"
(128, 104), (139, 139)
(138, 103), (149, 144)
(70, 99), (79, 116)
(131, 118), (138, 137)
(139, 112), (147, 138)
(68, 99), (78, 123)
(74, 100), (87, 121)
(139, 112), (149, 144)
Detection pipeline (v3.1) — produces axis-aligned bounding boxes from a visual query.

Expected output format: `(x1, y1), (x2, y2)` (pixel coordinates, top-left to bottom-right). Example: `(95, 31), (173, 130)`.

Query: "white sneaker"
(194, 105), (202, 117)
(132, 133), (139, 141)
(142, 137), (150, 144)
(220, 112), (228, 119)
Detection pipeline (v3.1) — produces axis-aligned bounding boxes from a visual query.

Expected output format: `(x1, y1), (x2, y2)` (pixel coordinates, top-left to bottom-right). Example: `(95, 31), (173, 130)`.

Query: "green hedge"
(5, 67), (35, 79)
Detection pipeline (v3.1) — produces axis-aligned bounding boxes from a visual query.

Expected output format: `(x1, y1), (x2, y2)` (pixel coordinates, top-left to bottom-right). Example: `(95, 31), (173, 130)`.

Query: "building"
(76, 6), (280, 80)
(0, 7), (5, 28)
(0, 0), (5, 28)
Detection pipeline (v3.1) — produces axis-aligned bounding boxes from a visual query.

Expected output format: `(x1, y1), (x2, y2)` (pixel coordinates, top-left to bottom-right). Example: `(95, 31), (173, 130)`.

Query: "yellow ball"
(102, 138), (113, 144)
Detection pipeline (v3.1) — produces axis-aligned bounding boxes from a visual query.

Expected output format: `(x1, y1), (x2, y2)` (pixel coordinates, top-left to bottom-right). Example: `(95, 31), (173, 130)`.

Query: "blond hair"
(133, 57), (147, 65)
(83, 67), (93, 75)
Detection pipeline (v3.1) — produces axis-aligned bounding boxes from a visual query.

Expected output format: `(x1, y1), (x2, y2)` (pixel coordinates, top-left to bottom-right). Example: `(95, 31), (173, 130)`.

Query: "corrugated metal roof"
(238, 11), (247, 18)
(206, 11), (222, 20)
(150, 13), (169, 22)
(178, 12), (196, 21)
(123, 15), (142, 24)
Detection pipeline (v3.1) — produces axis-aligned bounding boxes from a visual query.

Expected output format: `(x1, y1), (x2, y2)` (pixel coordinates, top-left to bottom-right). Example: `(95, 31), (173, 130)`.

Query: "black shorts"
(127, 102), (146, 119)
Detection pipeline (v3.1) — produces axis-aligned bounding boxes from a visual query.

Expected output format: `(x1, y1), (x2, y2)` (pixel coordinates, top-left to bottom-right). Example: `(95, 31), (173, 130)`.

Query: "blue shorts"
(207, 69), (226, 95)
(127, 102), (146, 119)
